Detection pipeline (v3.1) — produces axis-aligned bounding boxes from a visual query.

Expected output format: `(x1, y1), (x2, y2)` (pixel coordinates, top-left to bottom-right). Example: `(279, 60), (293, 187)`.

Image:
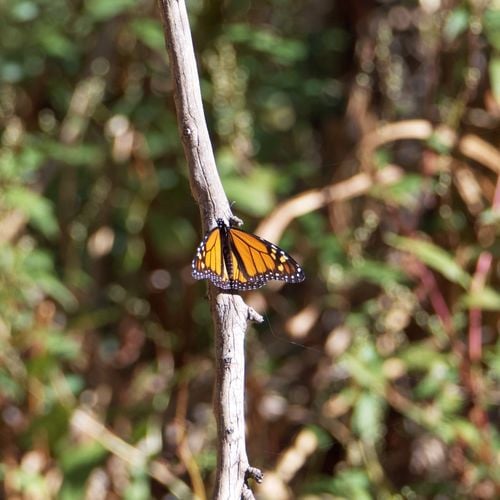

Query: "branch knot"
(245, 466), (264, 484)
(183, 124), (192, 138)
(247, 307), (264, 323)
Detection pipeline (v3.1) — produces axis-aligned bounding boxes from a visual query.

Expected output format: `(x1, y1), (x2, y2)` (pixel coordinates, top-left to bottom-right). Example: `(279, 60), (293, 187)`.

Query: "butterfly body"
(192, 219), (305, 291)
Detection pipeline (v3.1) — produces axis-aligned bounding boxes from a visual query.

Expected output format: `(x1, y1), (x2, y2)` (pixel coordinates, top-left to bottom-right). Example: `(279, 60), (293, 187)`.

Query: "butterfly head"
(216, 218), (226, 229)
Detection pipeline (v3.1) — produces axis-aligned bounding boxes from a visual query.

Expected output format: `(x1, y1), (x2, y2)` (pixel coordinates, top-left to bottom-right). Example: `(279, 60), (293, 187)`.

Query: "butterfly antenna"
(263, 313), (322, 354)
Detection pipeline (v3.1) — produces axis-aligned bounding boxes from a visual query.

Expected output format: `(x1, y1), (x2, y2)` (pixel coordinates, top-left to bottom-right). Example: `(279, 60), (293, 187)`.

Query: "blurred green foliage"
(1, 0), (500, 498)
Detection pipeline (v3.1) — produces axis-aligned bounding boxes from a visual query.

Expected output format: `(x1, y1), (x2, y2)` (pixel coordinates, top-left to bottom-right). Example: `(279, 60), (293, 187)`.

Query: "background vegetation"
(1, 0), (499, 498)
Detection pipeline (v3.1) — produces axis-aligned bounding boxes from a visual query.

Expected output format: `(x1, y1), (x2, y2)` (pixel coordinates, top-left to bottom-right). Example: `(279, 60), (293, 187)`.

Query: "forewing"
(228, 228), (305, 288)
(192, 227), (230, 288)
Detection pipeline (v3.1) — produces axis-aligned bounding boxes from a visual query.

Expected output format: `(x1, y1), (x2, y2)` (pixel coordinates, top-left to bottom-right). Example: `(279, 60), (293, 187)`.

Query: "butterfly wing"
(192, 221), (305, 290)
(228, 227), (305, 289)
(191, 226), (231, 288)
(191, 225), (264, 290)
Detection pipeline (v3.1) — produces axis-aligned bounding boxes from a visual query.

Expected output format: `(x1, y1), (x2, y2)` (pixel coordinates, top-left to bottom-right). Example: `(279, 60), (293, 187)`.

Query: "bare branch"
(257, 120), (500, 244)
(156, 0), (231, 229)
(257, 165), (404, 242)
(156, 1), (262, 497)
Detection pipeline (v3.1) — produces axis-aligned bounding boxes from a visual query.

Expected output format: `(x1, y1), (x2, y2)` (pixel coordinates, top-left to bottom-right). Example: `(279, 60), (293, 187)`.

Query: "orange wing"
(228, 227), (305, 288)
(192, 226), (231, 288)
(192, 219), (305, 291)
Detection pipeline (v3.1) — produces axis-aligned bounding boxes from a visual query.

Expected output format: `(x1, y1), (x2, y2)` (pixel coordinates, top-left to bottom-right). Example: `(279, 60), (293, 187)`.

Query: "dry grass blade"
(71, 409), (194, 498)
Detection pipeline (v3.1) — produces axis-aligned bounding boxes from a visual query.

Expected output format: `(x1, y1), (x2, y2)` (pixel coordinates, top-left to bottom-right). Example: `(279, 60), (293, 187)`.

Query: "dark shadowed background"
(1, 0), (500, 498)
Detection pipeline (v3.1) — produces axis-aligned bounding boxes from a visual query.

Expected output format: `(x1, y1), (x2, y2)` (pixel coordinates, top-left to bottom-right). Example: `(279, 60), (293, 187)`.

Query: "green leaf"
(42, 141), (105, 167)
(342, 351), (385, 393)
(399, 343), (449, 371)
(9, 469), (49, 497)
(415, 365), (449, 399)
(59, 441), (107, 472)
(444, 8), (469, 42)
(438, 418), (482, 446)
(489, 55), (500, 103)
(484, 7), (500, 51)
(84, 0), (136, 20)
(59, 441), (107, 500)
(0, 62), (23, 83)
(306, 469), (371, 499)
(386, 234), (471, 288)
(485, 342), (500, 377)
(226, 24), (307, 64)
(351, 259), (407, 288)
(30, 403), (71, 446)
(371, 174), (425, 209)
(222, 166), (278, 217)
(427, 131), (454, 155)
(462, 286), (500, 310)
(352, 392), (385, 443)
(478, 207), (500, 225)
(452, 419), (482, 446)
(124, 469), (150, 500)
(131, 19), (165, 51)
(0, 369), (23, 400)
(0, 145), (46, 179)
(36, 27), (76, 59)
(45, 331), (80, 359)
(436, 382), (464, 414)
(36, 275), (77, 312)
(3, 187), (59, 238)
(10, 1), (40, 22)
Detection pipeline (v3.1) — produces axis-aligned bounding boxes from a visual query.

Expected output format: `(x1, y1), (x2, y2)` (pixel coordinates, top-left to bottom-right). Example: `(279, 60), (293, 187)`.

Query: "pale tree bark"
(156, 1), (264, 498)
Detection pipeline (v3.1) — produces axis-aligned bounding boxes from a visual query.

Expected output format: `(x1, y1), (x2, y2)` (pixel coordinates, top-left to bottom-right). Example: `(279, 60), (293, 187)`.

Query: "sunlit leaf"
(352, 392), (385, 443)
(11, 1), (40, 22)
(8, 469), (49, 497)
(415, 367), (450, 399)
(444, 8), (469, 42)
(38, 275), (78, 311)
(399, 343), (449, 371)
(131, 19), (165, 51)
(436, 383), (464, 414)
(3, 187), (59, 237)
(478, 207), (500, 225)
(223, 167), (278, 216)
(45, 331), (80, 359)
(438, 418), (482, 447)
(386, 234), (471, 288)
(462, 286), (500, 310)
(124, 468), (150, 500)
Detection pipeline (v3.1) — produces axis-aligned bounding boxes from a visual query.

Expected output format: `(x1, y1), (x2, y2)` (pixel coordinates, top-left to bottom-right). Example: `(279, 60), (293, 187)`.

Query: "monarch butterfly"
(192, 219), (305, 290)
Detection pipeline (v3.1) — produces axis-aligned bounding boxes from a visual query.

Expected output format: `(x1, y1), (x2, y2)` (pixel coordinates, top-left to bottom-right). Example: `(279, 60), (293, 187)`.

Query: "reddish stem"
(468, 252), (492, 363)
(415, 262), (453, 334)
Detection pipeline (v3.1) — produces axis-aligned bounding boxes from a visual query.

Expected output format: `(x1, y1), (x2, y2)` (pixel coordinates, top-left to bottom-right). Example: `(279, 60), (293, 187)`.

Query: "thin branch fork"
(156, 1), (263, 498)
